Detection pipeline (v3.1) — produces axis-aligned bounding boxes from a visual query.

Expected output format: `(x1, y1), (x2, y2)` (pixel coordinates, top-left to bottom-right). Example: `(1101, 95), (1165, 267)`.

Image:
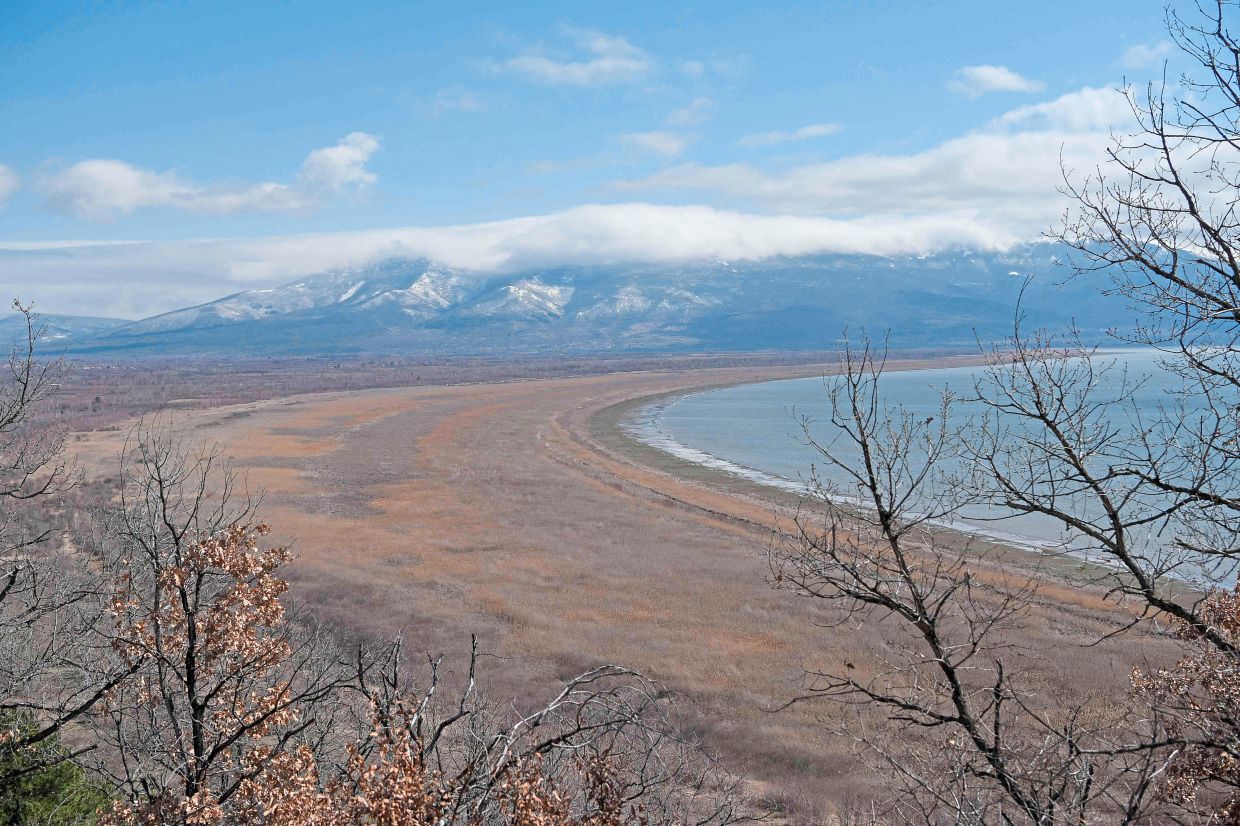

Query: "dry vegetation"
(52, 354), (1182, 822)
(3, 317), (751, 825)
(49, 352), (876, 435)
(6, 3), (1240, 823)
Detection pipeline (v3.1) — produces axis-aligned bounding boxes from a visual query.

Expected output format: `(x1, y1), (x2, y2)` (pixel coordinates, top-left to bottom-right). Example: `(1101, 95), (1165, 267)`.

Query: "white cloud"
(40, 133), (380, 222)
(1120, 41), (1173, 70)
(502, 26), (651, 87)
(667, 96), (715, 127)
(0, 165), (18, 206)
(0, 203), (1034, 318)
(738, 123), (841, 147)
(42, 161), (187, 221)
(620, 131), (688, 157)
(296, 132), (379, 193)
(948, 65), (1045, 98)
(616, 86), (1130, 240)
(3, 86), (1141, 319)
(993, 85), (1131, 132)
(614, 134), (1083, 221)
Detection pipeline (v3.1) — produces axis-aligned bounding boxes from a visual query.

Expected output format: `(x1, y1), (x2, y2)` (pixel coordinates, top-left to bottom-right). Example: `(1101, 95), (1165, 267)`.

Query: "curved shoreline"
(585, 378), (824, 512)
(582, 373), (1117, 583)
(68, 357), (1158, 819)
(619, 388), (817, 497)
(627, 385), (1071, 553)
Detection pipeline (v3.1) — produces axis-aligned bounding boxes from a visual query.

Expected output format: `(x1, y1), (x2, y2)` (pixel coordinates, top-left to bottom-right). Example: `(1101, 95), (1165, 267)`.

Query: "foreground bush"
(78, 446), (742, 826)
(0, 712), (111, 825)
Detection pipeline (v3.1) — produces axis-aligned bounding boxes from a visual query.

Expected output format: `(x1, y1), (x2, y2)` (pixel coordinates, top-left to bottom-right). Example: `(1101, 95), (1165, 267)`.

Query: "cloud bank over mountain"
(27, 247), (1128, 358)
(2, 80), (1134, 319)
(1, 203), (1049, 319)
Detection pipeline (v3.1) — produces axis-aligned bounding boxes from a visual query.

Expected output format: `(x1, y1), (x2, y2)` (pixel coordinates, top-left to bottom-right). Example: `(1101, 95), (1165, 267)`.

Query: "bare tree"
(0, 302), (76, 545)
(345, 636), (746, 826)
(82, 422), (365, 821)
(89, 421), (746, 825)
(770, 4), (1240, 821)
(1133, 585), (1240, 822)
(770, 339), (1173, 825)
(0, 303), (134, 791)
(1053, 0), (1240, 611)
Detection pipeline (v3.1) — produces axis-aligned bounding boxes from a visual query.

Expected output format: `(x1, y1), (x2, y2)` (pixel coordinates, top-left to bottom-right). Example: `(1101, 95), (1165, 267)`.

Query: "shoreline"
(67, 355), (1164, 820)
(581, 366), (1123, 586)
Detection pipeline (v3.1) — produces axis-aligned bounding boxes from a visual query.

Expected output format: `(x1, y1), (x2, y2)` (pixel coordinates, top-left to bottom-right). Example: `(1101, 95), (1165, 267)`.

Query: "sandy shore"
(70, 358), (1157, 819)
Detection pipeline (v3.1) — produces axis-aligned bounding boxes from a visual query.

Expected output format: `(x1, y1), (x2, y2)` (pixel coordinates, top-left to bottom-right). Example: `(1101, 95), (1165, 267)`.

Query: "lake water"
(626, 349), (1210, 557)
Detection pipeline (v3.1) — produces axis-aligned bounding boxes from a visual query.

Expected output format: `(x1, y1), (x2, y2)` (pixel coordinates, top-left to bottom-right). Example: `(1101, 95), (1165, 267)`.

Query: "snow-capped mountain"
(119, 261), (474, 334)
(0, 312), (127, 343)
(54, 247), (1130, 357)
(453, 278), (574, 321)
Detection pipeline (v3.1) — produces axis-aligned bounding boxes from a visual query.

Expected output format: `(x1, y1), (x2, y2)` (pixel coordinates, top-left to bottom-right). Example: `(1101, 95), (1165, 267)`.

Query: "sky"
(0, 0), (1181, 318)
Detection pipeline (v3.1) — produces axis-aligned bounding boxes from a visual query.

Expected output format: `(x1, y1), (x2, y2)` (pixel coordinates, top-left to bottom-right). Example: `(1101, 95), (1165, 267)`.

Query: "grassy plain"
(67, 358), (1175, 820)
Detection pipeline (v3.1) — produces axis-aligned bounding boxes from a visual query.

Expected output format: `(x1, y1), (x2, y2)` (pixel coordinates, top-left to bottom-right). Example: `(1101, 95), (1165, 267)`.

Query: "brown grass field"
(67, 360), (1176, 821)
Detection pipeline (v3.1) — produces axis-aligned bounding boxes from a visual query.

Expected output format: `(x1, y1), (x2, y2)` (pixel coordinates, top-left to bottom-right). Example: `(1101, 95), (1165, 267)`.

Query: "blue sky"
(0, 0), (1177, 317)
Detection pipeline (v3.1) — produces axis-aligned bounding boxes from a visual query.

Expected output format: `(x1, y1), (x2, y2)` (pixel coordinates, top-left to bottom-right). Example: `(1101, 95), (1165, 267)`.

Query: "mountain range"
(19, 246), (1132, 357)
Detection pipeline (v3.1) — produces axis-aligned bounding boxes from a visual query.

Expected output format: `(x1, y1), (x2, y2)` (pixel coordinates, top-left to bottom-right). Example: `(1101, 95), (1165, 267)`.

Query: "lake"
(626, 349), (1219, 560)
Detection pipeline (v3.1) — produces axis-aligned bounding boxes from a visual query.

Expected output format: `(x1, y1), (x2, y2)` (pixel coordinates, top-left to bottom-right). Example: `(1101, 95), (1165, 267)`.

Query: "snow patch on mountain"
(577, 286), (651, 318)
(461, 278), (574, 321)
(117, 271), (375, 334)
(401, 269), (469, 311)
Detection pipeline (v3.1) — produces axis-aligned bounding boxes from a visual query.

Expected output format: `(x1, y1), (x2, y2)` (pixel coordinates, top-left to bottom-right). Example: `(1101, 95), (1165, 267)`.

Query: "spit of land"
(68, 358), (1166, 818)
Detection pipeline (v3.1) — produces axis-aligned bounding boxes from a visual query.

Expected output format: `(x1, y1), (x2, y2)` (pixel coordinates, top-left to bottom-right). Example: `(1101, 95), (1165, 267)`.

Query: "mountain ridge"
(25, 246), (1129, 357)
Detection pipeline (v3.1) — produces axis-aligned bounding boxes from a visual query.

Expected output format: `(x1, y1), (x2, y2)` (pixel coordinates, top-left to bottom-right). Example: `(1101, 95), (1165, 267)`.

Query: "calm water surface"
(627, 350), (1200, 553)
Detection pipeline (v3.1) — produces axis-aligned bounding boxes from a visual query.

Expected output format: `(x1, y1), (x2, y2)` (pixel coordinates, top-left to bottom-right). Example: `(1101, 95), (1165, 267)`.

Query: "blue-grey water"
(627, 349), (1206, 556)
